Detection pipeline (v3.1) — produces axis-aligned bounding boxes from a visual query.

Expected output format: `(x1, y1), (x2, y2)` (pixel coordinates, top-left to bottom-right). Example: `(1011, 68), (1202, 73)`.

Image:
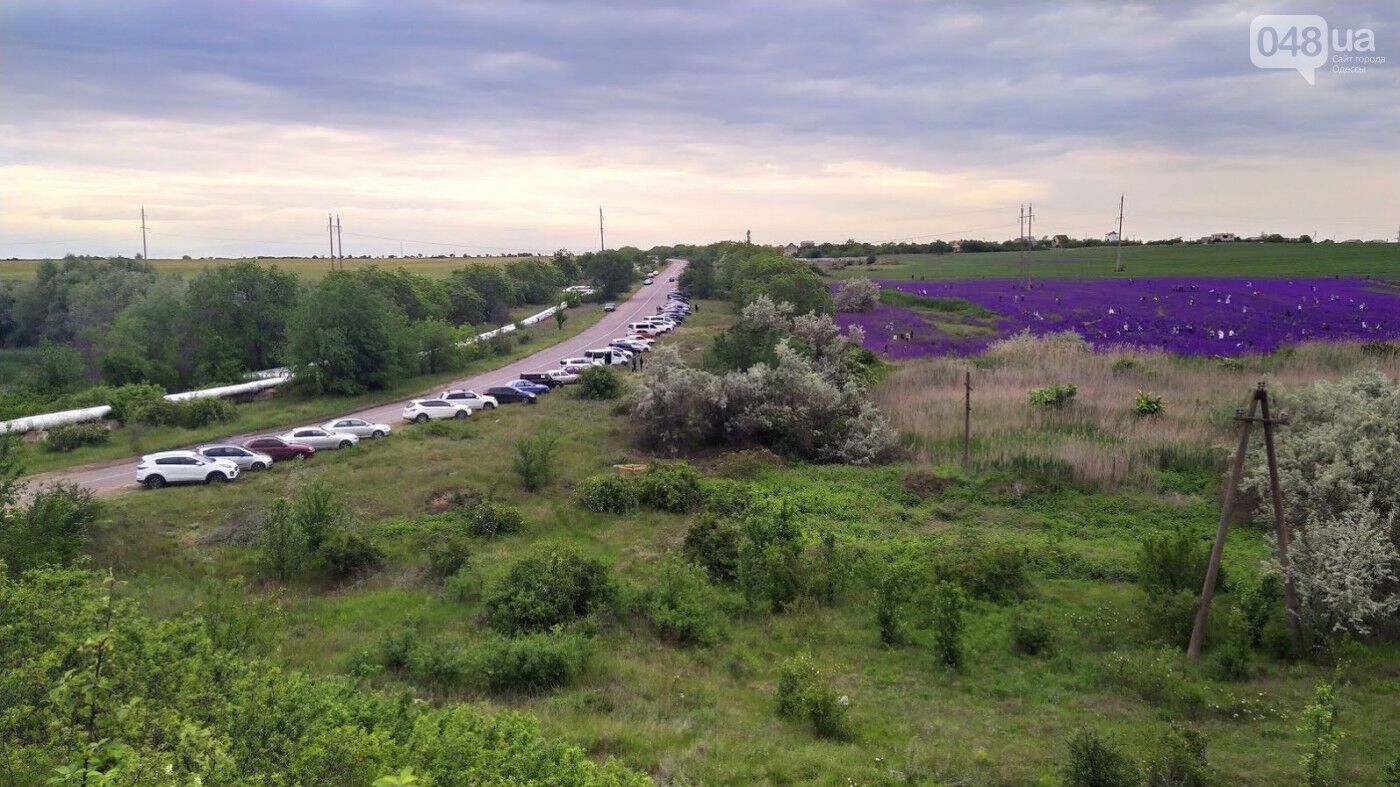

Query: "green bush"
(576, 365), (622, 400)
(1142, 588), (1199, 646)
(574, 473), (642, 514)
(484, 548), (615, 635)
(641, 557), (730, 646)
(701, 478), (755, 517)
(1136, 527), (1211, 594)
(683, 514), (742, 583)
(1299, 678), (1343, 787)
(43, 422), (110, 453)
(132, 396), (237, 429)
(639, 461), (705, 513)
(941, 539), (1032, 603)
(475, 630), (594, 693)
(736, 506), (804, 613)
(1102, 649), (1206, 717)
(1134, 390), (1165, 417)
(775, 654), (849, 740)
(104, 382), (167, 423)
(1143, 724), (1213, 787)
(513, 435), (558, 491)
(464, 500), (525, 537)
(256, 499), (312, 582)
(1063, 728), (1141, 787)
(0, 483), (99, 574)
(929, 580), (966, 668)
(426, 534), (473, 580)
(871, 558), (916, 646)
(1009, 607), (1055, 656)
(1028, 383), (1078, 409)
(321, 528), (385, 580)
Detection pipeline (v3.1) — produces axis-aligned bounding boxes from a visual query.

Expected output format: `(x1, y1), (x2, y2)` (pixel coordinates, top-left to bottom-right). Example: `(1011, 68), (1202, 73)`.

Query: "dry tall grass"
(876, 335), (1400, 488)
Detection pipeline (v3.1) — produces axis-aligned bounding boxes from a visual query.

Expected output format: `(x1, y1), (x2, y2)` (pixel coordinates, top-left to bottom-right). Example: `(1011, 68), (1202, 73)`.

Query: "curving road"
(21, 259), (686, 497)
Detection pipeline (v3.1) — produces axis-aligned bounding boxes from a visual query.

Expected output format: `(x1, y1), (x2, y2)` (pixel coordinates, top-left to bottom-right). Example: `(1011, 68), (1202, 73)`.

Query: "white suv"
(439, 389), (499, 411)
(137, 450), (240, 489)
(403, 399), (472, 423)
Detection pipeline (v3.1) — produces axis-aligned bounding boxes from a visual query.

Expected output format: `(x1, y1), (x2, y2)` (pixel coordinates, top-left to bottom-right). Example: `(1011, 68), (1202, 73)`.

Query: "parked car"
(584, 348), (630, 365)
(485, 385), (538, 404)
(196, 444), (273, 471)
(542, 369), (579, 385)
(643, 278), (654, 286)
(668, 276), (676, 282)
(280, 427), (360, 450)
(137, 450), (239, 489)
(603, 302), (617, 312)
(611, 339), (649, 354)
(243, 435), (316, 461)
(506, 379), (551, 395)
(560, 356), (603, 373)
(439, 389), (498, 411)
(403, 399), (472, 423)
(521, 371), (567, 389)
(321, 417), (392, 438)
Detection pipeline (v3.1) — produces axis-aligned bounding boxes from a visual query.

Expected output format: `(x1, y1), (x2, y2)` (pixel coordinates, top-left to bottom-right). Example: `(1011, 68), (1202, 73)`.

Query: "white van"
(584, 348), (631, 365)
(560, 357), (603, 373)
(627, 322), (662, 336)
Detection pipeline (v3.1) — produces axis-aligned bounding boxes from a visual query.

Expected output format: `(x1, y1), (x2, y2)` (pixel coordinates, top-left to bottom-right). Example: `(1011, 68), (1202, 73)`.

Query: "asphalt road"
(21, 258), (687, 497)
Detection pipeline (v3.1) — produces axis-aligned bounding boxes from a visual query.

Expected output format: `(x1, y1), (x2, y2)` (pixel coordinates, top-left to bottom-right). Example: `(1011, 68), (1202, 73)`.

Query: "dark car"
(603, 302), (617, 312)
(243, 435), (316, 461)
(485, 385), (537, 405)
(520, 372), (565, 389)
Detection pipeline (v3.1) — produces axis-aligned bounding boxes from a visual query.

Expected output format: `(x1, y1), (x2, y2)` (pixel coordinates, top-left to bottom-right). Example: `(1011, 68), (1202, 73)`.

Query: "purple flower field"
(837, 277), (1400, 358)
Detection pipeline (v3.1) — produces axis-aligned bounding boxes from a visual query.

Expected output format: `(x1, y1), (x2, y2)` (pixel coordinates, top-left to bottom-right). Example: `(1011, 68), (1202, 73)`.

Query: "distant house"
(1208, 233), (1238, 243)
(1051, 234), (1070, 248)
(1106, 231), (1120, 243)
(950, 240), (964, 253)
(781, 243), (800, 257)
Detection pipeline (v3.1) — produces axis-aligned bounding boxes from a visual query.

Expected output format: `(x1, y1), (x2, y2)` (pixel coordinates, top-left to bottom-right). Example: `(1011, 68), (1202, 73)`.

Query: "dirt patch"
(901, 468), (958, 499)
(423, 486), (481, 514)
(202, 506), (266, 547)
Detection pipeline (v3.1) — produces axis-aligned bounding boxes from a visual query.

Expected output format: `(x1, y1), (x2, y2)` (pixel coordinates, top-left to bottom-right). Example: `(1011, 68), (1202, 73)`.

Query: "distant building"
(1208, 233), (1238, 243)
(1106, 231), (1120, 243)
(1052, 234), (1070, 248)
(951, 240), (964, 253)
(781, 243), (799, 257)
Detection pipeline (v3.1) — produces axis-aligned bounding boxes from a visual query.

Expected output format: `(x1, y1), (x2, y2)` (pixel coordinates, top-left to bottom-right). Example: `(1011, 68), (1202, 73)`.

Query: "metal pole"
(1187, 387), (1261, 658)
(328, 214), (335, 268)
(1113, 195), (1125, 272)
(599, 207), (605, 251)
(335, 215), (343, 270)
(1258, 386), (1306, 654)
(140, 207), (148, 260)
(962, 370), (971, 470)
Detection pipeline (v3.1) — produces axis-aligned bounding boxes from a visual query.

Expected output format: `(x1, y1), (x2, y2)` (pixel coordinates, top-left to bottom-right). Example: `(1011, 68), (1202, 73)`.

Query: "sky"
(1, 0), (1397, 259)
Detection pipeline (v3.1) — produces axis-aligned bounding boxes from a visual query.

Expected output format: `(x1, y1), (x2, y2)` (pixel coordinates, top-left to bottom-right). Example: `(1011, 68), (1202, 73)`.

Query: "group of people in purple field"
(834, 276), (1400, 358)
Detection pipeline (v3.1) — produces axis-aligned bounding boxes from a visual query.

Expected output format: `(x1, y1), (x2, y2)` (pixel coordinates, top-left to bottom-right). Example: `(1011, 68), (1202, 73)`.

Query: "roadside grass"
(829, 242), (1399, 281)
(83, 313), (1400, 784)
(0, 254), (537, 283)
(17, 297), (622, 476)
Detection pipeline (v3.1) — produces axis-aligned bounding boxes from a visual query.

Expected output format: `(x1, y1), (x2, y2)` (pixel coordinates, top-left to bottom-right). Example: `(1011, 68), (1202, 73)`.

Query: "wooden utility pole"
(962, 370), (972, 470)
(599, 207), (605, 251)
(1023, 203), (1035, 290)
(335, 215), (344, 270)
(1113, 195), (1125, 272)
(327, 213), (335, 268)
(1187, 382), (1304, 659)
(140, 207), (149, 260)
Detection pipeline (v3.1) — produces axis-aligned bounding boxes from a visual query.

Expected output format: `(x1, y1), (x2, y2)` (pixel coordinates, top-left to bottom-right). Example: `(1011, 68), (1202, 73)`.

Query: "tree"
(834, 278), (880, 313)
(412, 318), (464, 374)
(287, 272), (413, 395)
(551, 250), (581, 282)
(580, 250), (641, 300)
(32, 342), (87, 393)
(186, 261), (300, 378)
(449, 264), (519, 323)
(554, 308), (566, 330)
(505, 259), (566, 304)
(677, 257), (717, 298)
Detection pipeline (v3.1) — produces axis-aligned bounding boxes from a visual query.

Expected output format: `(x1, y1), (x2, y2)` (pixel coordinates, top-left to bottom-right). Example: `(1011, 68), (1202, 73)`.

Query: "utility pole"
(140, 207), (149, 260)
(599, 207), (605, 251)
(1024, 203), (1035, 290)
(335, 215), (344, 270)
(962, 370), (972, 470)
(1113, 195), (1125, 272)
(746, 229), (752, 245)
(327, 214), (335, 268)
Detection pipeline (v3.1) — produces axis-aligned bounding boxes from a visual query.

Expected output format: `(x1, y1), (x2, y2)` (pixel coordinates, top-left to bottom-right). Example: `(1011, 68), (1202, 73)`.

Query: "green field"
(56, 301), (1400, 785)
(833, 242), (1399, 281)
(0, 254), (536, 283)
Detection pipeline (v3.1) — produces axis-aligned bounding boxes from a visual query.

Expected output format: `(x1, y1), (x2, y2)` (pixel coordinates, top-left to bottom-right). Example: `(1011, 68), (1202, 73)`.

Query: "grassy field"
(15, 296), (622, 476)
(830, 242), (1400, 282)
(0, 254), (536, 283)
(70, 300), (1400, 785)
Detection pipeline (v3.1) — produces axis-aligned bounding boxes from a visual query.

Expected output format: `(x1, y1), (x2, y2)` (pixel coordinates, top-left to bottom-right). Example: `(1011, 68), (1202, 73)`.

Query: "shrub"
(871, 559), (915, 646)
(513, 435), (558, 491)
(1063, 729), (1141, 787)
(105, 383), (166, 423)
(1143, 724), (1213, 787)
(701, 478), (755, 517)
(576, 365), (622, 400)
(775, 654), (849, 740)
(464, 500), (524, 537)
(736, 505), (804, 612)
(1206, 634), (1252, 682)
(0, 483), (99, 574)
(1028, 383), (1077, 409)
(426, 535), (473, 580)
(929, 581), (966, 668)
(1142, 588), (1199, 647)
(484, 548), (614, 635)
(1298, 678), (1343, 787)
(574, 473), (641, 514)
(257, 499), (312, 582)
(133, 396), (237, 429)
(641, 556), (730, 646)
(901, 467), (956, 499)
(1384, 750), (1400, 787)
(1359, 339), (1399, 358)
(1134, 390), (1165, 417)
(834, 278), (880, 313)
(475, 630), (594, 693)
(1102, 649), (1206, 717)
(377, 627), (418, 671)
(321, 529), (386, 580)
(1111, 356), (1140, 375)
(43, 422), (110, 453)
(1009, 607), (1055, 656)
(1136, 527), (1211, 594)
(639, 461), (705, 513)
(683, 515), (742, 583)
(942, 539), (1032, 603)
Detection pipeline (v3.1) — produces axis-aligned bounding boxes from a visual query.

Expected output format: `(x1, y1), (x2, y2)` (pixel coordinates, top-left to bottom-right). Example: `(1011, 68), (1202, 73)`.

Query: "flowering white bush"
(1242, 371), (1400, 635)
(834, 278), (880, 313)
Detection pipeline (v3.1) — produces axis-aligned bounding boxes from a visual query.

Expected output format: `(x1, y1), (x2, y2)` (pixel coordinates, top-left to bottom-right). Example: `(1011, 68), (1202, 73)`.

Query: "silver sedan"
(195, 444), (274, 471)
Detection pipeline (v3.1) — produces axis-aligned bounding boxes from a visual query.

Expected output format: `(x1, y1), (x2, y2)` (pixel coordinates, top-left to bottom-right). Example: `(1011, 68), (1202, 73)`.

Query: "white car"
(611, 339), (649, 354)
(560, 357), (604, 373)
(137, 450), (239, 489)
(321, 417), (392, 438)
(196, 444), (273, 471)
(643, 278), (654, 286)
(403, 399), (472, 423)
(584, 348), (631, 365)
(543, 369), (579, 385)
(279, 427), (360, 450)
(439, 389), (499, 411)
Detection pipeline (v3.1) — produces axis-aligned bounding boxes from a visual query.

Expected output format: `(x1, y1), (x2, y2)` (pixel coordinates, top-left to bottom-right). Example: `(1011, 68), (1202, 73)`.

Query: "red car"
(243, 435), (315, 461)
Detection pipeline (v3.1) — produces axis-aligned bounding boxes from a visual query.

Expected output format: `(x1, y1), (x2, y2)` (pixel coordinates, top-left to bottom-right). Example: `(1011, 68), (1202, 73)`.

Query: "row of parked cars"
(135, 289), (692, 489)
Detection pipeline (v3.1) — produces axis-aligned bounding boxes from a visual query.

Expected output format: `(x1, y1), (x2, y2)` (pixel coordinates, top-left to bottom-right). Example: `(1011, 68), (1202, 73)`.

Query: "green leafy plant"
(1134, 390), (1166, 417)
(640, 556), (732, 646)
(1298, 677), (1343, 787)
(484, 548), (614, 635)
(683, 514), (742, 583)
(574, 473), (642, 514)
(42, 423), (110, 453)
(775, 654), (849, 739)
(463, 499), (524, 537)
(929, 580), (966, 668)
(638, 461), (705, 513)
(576, 365), (622, 400)
(1009, 607), (1055, 656)
(513, 434), (558, 491)
(1028, 383), (1078, 409)
(1064, 728), (1142, 787)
